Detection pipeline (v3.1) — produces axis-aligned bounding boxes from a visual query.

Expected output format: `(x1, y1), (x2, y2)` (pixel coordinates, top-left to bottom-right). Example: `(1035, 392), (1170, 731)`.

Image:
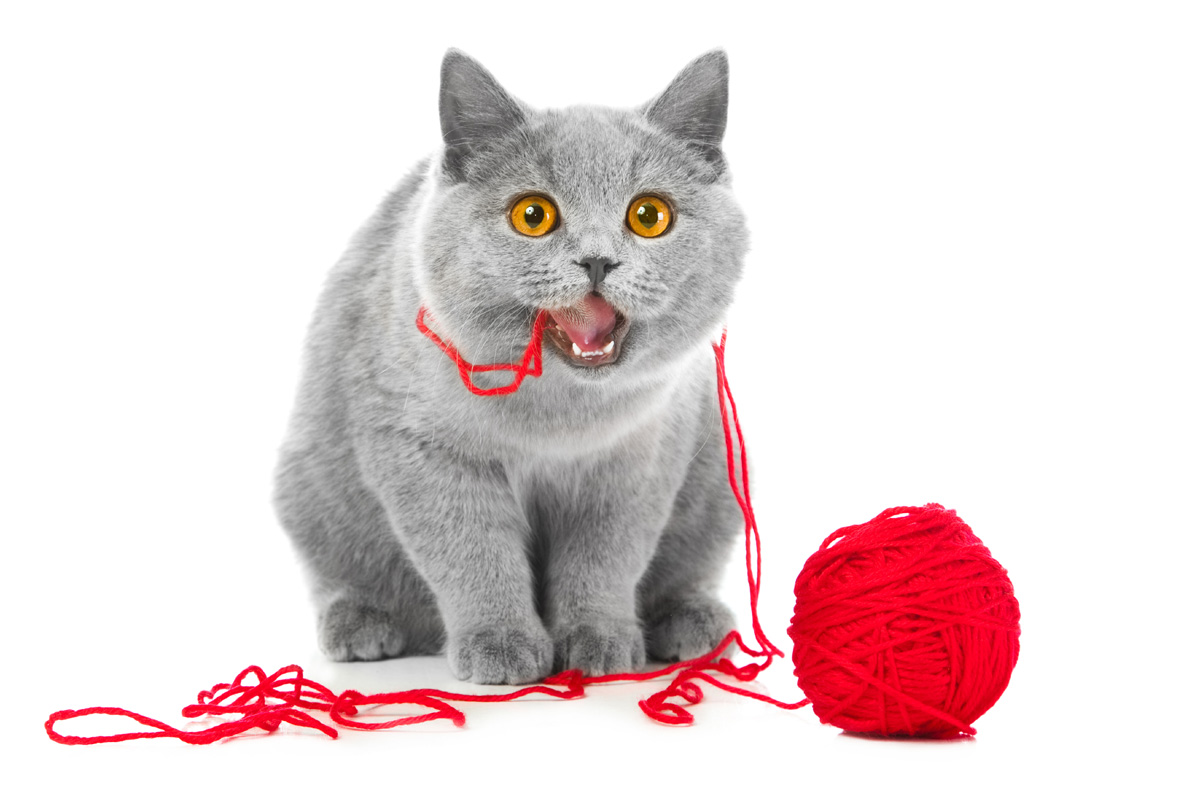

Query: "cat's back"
(280, 160), (430, 453)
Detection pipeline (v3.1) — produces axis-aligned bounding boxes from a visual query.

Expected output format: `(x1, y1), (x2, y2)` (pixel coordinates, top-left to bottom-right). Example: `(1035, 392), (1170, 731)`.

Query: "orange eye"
(510, 195), (558, 237)
(627, 195), (672, 238)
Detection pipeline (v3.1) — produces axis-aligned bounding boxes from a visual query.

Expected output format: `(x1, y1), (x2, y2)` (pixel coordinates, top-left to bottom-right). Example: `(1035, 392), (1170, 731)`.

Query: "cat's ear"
(643, 50), (724, 165)
(439, 49), (528, 181)
(642, 50), (729, 166)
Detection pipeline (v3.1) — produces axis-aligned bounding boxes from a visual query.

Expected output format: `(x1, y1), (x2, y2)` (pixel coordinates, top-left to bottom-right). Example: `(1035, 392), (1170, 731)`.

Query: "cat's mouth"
(543, 293), (628, 368)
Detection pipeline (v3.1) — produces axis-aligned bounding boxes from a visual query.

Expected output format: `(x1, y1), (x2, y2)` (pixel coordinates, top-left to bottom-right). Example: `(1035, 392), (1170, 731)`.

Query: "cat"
(273, 48), (749, 684)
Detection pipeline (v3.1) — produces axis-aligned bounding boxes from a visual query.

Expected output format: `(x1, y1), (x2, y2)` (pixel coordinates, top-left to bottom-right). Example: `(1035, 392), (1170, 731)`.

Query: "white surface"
(3, 2), (1196, 797)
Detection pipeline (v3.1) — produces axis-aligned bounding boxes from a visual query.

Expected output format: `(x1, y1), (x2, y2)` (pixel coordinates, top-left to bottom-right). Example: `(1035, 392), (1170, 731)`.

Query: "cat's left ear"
(642, 50), (729, 166)
(439, 49), (529, 182)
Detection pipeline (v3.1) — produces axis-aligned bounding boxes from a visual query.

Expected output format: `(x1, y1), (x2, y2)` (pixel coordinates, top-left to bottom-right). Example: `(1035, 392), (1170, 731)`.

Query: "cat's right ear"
(439, 50), (527, 182)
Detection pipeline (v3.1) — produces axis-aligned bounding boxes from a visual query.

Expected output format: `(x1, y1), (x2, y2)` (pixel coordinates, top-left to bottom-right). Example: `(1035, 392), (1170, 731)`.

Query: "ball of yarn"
(788, 504), (1020, 738)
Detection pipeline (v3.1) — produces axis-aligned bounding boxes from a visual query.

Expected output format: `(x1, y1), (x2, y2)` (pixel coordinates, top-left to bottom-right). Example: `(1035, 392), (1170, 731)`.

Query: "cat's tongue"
(549, 293), (618, 350)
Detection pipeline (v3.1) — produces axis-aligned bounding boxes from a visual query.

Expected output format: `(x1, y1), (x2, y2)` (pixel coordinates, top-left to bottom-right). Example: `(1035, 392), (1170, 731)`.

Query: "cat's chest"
(500, 399), (701, 521)
(503, 443), (679, 536)
(418, 361), (694, 457)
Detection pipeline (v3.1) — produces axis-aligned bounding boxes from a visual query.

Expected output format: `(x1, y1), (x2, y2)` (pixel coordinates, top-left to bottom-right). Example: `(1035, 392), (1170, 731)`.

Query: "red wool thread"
(45, 310), (806, 745)
(46, 309), (1019, 744)
(788, 504), (1021, 738)
(45, 664), (591, 745)
(414, 306), (550, 396)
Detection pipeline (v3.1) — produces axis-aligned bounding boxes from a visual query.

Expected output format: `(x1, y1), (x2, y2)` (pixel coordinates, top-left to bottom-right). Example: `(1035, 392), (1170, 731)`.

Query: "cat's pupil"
(637, 203), (660, 228)
(524, 204), (545, 228)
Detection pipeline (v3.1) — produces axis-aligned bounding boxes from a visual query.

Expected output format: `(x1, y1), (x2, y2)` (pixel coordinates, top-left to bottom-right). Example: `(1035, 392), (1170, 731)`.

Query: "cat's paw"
(318, 600), (406, 662)
(448, 624), (553, 685)
(552, 618), (646, 676)
(645, 595), (735, 662)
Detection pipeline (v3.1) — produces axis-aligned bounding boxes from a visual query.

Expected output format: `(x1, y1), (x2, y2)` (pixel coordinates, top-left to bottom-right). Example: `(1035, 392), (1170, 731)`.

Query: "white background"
(3, 2), (1197, 797)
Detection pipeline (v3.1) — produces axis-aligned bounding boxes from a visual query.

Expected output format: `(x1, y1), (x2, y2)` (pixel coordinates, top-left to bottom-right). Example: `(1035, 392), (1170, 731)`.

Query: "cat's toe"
(318, 600), (406, 662)
(645, 596), (735, 662)
(553, 618), (646, 676)
(449, 625), (553, 685)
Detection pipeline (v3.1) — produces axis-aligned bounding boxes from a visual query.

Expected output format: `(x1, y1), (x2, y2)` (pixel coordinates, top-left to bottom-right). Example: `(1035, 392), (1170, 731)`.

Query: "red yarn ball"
(788, 504), (1020, 738)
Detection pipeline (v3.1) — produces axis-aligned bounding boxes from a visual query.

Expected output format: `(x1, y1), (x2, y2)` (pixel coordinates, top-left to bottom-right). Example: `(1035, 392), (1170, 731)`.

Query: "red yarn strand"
(414, 306), (549, 397)
(54, 312), (989, 745)
(713, 331), (783, 660)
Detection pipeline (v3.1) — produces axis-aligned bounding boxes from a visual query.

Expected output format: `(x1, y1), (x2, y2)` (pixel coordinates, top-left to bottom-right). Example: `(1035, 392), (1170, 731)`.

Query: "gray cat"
(274, 49), (749, 684)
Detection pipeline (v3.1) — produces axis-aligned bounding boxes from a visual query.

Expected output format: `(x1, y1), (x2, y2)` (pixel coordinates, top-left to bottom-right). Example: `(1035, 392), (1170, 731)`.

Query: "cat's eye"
(627, 195), (672, 238)
(510, 195), (558, 237)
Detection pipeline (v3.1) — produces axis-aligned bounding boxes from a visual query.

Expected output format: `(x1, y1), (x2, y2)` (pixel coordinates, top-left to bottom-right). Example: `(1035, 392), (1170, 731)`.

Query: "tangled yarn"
(44, 325), (807, 745)
(788, 504), (1020, 738)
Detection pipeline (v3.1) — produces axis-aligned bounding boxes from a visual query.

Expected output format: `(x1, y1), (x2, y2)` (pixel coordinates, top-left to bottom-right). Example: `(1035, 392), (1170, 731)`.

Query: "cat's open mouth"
(543, 293), (628, 367)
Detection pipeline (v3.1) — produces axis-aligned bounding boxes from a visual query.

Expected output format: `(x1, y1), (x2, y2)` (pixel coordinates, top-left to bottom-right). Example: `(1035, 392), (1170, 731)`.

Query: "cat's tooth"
(602, 340), (614, 354)
(572, 342), (582, 356)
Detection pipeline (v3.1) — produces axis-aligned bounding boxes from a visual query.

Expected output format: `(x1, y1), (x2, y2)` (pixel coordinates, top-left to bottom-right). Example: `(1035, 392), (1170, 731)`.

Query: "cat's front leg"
(540, 463), (675, 677)
(356, 427), (551, 685)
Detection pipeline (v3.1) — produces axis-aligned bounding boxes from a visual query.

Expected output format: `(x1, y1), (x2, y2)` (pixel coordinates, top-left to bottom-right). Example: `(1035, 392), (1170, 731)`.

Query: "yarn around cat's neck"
(415, 306), (550, 396)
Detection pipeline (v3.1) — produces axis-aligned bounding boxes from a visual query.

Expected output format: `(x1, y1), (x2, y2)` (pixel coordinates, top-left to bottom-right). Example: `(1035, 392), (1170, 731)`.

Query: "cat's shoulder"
(351, 157), (432, 263)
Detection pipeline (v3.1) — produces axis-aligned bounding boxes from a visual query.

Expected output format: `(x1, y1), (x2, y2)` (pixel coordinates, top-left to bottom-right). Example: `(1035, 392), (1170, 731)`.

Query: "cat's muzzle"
(544, 292), (629, 368)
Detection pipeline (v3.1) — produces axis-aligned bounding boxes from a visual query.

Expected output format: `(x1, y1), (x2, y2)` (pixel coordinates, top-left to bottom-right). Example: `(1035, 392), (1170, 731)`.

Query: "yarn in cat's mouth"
(544, 293), (628, 367)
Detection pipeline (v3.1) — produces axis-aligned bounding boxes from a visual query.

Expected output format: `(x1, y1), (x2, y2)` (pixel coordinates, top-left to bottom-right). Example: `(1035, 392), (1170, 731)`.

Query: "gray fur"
(274, 49), (748, 684)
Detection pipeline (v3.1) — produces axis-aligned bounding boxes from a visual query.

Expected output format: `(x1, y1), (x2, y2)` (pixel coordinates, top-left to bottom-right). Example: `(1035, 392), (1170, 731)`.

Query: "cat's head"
(413, 49), (747, 384)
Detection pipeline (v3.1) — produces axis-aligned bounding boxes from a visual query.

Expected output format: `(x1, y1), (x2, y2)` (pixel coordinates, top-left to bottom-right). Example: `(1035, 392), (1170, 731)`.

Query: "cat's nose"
(576, 256), (620, 291)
